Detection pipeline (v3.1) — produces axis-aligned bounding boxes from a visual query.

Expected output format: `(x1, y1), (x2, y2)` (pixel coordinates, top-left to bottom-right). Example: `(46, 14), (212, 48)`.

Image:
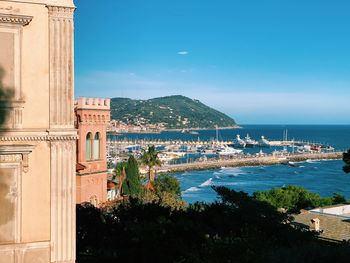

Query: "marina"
(106, 125), (350, 203)
(107, 133), (337, 168)
(160, 151), (343, 173)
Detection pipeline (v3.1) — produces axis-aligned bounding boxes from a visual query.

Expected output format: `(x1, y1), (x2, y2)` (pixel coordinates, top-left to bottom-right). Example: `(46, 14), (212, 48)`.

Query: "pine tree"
(122, 155), (143, 197)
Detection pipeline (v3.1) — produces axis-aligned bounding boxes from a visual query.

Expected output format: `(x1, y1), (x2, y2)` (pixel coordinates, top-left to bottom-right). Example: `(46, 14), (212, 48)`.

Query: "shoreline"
(107, 125), (241, 135)
(160, 152), (343, 173)
(164, 125), (241, 132)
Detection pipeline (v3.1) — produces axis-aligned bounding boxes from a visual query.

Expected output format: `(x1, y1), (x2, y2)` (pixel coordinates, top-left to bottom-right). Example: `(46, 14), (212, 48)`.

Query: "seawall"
(161, 152), (343, 173)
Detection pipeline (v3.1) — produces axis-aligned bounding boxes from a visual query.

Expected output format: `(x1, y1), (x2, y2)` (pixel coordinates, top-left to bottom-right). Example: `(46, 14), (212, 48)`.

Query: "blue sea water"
(177, 160), (350, 203)
(109, 125), (350, 203)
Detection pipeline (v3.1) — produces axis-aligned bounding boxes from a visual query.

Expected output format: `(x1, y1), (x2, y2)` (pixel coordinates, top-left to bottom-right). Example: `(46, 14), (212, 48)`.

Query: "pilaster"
(48, 5), (75, 129)
(50, 139), (76, 263)
(47, 4), (76, 263)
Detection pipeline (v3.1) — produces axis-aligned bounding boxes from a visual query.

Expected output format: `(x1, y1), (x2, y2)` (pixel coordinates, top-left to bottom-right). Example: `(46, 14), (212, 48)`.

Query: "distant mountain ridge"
(110, 95), (236, 129)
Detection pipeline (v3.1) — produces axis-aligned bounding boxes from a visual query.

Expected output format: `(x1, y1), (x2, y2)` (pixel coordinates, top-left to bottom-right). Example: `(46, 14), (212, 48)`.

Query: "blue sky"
(74, 0), (350, 124)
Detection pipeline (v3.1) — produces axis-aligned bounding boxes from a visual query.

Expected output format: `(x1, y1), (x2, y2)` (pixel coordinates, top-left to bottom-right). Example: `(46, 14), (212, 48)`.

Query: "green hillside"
(110, 95), (236, 129)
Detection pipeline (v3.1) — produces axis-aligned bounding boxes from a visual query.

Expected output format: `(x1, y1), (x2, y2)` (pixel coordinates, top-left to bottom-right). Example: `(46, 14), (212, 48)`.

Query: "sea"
(108, 125), (350, 203)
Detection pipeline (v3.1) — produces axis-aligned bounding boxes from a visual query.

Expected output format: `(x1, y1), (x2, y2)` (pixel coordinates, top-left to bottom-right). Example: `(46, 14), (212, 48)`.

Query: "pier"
(107, 139), (318, 147)
(160, 152), (343, 173)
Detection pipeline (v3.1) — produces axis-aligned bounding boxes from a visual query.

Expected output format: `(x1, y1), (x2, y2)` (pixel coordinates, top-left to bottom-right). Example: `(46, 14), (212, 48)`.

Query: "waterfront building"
(0, 0), (76, 262)
(75, 97), (110, 205)
(294, 205), (350, 242)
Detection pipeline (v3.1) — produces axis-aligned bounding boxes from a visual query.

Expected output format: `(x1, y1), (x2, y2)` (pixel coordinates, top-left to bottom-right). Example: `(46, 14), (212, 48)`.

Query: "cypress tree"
(123, 155), (143, 197)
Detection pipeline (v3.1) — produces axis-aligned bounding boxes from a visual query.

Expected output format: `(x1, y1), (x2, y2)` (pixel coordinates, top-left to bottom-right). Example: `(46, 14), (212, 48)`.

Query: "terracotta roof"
(293, 211), (350, 242)
(144, 181), (154, 191)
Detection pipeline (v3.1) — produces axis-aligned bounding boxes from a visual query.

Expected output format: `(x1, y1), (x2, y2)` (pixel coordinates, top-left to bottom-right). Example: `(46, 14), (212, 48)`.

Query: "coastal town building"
(75, 97), (110, 205)
(0, 0), (76, 262)
(294, 205), (350, 242)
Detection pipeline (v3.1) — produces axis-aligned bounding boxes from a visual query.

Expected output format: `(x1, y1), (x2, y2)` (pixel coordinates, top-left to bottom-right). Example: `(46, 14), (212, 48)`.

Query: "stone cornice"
(0, 13), (33, 26)
(0, 144), (35, 154)
(0, 134), (78, 141)
(47, 5), (74, 18)
(0, 144), (35, 172)
(3, 0), (75, 8)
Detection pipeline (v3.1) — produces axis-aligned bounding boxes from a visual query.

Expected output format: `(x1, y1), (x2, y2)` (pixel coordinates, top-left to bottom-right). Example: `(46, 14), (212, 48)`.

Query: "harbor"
(107, 130), (338, 168)
(160, 151), (343, 173)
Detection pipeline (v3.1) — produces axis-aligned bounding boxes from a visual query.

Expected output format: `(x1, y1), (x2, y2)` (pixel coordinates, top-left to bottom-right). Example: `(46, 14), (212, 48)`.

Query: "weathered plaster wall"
(0, 0), (76, 262)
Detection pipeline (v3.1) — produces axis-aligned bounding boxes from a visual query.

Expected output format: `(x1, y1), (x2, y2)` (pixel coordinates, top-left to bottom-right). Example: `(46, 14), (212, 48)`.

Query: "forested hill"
(110, 95), (236, 129)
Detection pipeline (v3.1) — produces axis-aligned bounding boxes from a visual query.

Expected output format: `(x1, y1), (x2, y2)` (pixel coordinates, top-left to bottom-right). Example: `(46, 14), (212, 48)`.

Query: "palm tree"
(141, 145), (161, 183)
(114, 161), (127, 197)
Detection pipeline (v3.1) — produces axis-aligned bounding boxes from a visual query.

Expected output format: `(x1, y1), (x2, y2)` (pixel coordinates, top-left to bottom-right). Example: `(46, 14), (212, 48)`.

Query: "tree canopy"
(122, 156), (143, 197)
(77, 186), (350, 263)
(141, 145), (161, 182)
(154, 174), (181, 197)
(253, 185), (347, 213)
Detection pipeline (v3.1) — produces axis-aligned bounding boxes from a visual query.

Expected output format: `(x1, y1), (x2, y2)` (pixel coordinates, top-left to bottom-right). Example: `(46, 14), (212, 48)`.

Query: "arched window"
(86, 132), (92, 161)
(93, 132), (100, 160)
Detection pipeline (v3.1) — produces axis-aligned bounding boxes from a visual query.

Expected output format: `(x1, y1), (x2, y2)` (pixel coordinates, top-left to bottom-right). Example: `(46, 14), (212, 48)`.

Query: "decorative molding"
(0, 154), (22, 163)
(0, 14), (33, 26)
(0, 144), (35, 173)
(48, 135), (78, 141)
(0, 134), (78, 142)
(47, 5), (74, 18)
(0, 144), (35, 154)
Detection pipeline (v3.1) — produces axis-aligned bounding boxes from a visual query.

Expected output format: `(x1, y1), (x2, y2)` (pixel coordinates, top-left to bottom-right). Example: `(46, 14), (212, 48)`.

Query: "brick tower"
(75, 97), (110, 205)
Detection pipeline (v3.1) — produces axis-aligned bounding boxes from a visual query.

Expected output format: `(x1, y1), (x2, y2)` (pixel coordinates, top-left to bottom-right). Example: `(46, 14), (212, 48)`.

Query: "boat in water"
(258, 136), (270, 147)
(233, 134), (246, 148)
(181, 129), (199, 135)
(244, 134), (258, 147)
(217, 145), (243, 155)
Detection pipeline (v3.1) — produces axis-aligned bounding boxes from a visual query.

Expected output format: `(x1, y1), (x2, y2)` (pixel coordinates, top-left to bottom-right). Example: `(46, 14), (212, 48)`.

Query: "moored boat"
(233, 134), (246, 148)
(258, 136), (270, 147)
(244, 134), (258, 147)
(217, 145), (243, 155)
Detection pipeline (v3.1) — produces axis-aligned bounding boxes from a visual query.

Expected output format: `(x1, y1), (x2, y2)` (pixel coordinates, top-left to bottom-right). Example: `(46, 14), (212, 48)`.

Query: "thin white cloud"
(177, 51), (189, 55)
(75, 70), (350, 124)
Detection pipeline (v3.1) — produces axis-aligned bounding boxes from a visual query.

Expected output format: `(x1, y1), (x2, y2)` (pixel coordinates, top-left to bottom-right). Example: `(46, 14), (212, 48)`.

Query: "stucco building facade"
(0, 0), (76, 262)
(75, 97), (110, 205)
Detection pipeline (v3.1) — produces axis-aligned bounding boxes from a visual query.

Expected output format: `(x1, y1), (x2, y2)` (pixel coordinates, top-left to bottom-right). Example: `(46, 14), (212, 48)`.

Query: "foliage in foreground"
(253, 185), (348, 213)
(343, 149), (350, 173)
(76, 186), (350, 263)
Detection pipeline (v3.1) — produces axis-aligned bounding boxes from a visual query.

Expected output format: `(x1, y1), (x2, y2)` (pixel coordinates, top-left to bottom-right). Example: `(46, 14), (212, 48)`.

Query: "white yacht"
(233, 134), (246, 148)
(217, 146), (243, 155)
(244, 134), (258, 147)
(258, 136), (270, 147)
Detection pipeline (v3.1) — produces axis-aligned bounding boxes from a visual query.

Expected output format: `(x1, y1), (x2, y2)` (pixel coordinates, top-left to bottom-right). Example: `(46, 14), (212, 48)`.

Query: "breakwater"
(108, 139), (306, 146)
(161, 152), (343, 173)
